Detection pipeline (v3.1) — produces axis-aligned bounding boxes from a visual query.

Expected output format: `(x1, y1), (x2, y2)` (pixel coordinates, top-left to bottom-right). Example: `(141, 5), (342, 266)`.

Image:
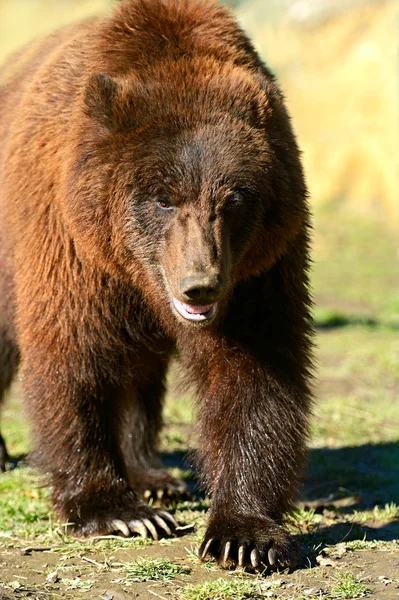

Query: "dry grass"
(237, 0), (398, 225)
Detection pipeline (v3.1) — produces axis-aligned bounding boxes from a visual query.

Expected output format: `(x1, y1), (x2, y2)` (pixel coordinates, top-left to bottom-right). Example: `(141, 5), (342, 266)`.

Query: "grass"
(289, 508), (319, 534)
(343, 539), (399, 552)
(121, 557), (191, 582)
(352, 503), (399, 522)
(179, 577), (264, 600)
(0, 468), (53, 538)
(331, 572), (372, 599)
(312, 205), (399, 326)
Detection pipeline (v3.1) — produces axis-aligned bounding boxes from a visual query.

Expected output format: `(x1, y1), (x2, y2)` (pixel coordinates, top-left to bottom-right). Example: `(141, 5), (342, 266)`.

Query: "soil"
(1, 538), (399, 599)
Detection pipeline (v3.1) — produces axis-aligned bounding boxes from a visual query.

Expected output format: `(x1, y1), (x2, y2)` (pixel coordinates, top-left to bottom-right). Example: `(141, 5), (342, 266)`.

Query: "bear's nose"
(180, 273), (223, 304)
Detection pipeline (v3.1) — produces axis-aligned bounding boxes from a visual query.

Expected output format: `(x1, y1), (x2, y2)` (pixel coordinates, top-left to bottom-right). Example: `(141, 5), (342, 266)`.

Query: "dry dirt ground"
(0, 539), (398, 600)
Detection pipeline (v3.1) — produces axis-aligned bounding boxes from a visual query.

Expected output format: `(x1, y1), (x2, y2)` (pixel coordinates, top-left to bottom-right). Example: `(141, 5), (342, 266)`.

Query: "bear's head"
(65, 59), (307, 326)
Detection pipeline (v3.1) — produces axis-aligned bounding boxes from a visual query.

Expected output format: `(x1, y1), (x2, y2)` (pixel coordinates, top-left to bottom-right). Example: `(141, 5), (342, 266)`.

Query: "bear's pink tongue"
(183, 302), (214, 314)
(173, 297), (216, 322)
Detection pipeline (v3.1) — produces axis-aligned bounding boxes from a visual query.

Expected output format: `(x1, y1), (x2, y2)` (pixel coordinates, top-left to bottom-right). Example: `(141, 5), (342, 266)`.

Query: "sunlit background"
(1, 0), (397, 225)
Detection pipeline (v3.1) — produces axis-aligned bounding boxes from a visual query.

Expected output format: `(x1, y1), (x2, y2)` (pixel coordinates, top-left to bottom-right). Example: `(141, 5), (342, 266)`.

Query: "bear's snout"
(179, 273), (223, 305)
(168, 272), (223, 324)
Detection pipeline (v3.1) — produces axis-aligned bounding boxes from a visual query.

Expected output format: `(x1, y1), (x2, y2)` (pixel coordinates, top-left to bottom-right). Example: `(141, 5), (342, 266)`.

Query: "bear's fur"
(0, 0), (313, 568)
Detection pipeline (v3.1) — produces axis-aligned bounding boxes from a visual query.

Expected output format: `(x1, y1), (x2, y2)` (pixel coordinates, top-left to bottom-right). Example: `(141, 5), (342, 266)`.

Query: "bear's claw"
(200, 537), (214, 559)
(251, 548), (261, 568)
(238, 543), (245, 567)
(128, 519), (148, 538)
(110, 509), (177, 540)
(111, 519), (130, 537)
(154, 514), (173, 536)
(223, 541), (231, 563)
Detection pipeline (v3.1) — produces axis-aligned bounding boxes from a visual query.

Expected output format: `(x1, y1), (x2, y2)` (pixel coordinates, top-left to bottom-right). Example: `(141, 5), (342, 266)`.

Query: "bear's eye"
(157, 198), (174, 211)
(224, 189), (247, 210)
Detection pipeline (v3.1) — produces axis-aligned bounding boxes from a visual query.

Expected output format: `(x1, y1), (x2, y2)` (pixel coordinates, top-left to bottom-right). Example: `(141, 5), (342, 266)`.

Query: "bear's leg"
(193, 345), (309, 569)
(18, 320), (177, 538)
(180, 254), (313, 570)
(119, 355), (190, 503)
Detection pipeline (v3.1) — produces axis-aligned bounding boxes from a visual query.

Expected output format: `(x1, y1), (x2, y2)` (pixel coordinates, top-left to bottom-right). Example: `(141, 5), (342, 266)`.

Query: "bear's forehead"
(124, 122), (270, 194)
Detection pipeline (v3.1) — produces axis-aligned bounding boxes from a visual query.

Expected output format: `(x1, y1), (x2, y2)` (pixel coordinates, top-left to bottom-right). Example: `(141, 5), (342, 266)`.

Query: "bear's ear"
(83, 73), (120, 130)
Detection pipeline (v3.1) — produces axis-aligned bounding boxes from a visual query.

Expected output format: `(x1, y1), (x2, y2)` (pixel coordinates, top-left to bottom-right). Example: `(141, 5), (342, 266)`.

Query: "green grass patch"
(0, 467), (52, 536)
(121, 557), (190, 582)
(2, 384), (31, 456)
(344, 539), (399, 552)
(179, 578), (263, 600)
(288, 508), (320, 533)
(352, 503), (399, 522)
(312, 205), (399, 326)
(331, 571), (373, 599)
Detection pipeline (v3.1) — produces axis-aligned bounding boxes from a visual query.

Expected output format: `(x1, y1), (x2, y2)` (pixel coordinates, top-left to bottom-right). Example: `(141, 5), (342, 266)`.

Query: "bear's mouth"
(172, 297), (217, 323)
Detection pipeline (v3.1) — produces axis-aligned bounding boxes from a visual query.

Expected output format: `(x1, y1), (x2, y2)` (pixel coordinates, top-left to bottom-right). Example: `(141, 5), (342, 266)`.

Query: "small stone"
(46, 571), (59, 583)
(316, 554), (339, 567)
(378, 576), (392, 585)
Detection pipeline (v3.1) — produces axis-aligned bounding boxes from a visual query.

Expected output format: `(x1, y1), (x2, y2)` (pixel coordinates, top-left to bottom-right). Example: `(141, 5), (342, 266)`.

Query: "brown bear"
(0, 0), (313, 569)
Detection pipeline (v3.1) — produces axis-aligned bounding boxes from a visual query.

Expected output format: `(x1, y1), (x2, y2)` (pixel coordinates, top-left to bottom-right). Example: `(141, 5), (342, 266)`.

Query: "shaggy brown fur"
(0, 0), (313, 568)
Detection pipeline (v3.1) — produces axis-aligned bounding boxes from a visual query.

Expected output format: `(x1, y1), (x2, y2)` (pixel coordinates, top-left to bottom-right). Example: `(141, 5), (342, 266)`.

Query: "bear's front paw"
(60, 488), (178, 539)
(199, 514), (299, 570)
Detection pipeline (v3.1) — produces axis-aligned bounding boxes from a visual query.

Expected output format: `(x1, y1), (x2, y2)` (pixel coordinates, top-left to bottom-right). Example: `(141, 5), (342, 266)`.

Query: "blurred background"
(0, 0), (397, 229)
(0, 0), (398, 538)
